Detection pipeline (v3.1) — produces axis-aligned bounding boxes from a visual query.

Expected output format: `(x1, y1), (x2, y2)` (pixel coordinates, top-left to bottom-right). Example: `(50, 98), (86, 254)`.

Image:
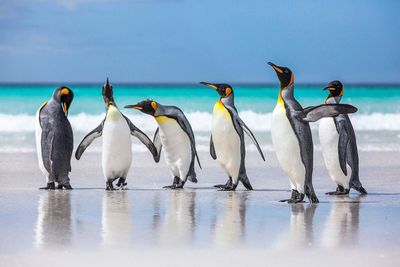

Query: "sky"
(0, 0), (399, 84)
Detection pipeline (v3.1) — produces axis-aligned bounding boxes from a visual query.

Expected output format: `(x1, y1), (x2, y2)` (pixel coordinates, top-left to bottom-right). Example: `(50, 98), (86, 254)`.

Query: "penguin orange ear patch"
(61, 88), (69, 96)
(151, 101), (157, 110)
(226, 87), (232, 96)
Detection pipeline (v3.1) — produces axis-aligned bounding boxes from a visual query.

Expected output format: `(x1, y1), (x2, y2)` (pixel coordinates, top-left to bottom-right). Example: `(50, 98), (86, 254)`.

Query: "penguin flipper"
(337, 120), (350, 176)
(123, 115), (157, 158)
(299, 104), (358, 122)
(153, 127), (162, 163)
(75, 121), (104, 160)
(210, 135), (217, 160)
(236, 117), (265, 161)
(40, 123), (53, 173)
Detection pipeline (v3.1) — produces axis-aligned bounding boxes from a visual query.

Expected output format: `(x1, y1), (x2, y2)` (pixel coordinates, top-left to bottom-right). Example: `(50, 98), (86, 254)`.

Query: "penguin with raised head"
(75, 79), (157, 190)
(267, 62), (358, 203)
(319, 81), (367, 195)
(125, 100), (201, 189)
(35, 86), (74, 190)
(200, 82), (265, 191)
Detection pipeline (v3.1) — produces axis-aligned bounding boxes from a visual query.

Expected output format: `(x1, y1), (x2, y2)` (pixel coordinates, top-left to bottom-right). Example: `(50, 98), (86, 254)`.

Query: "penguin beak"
(124, 104), (142, 110)
(267, 62), (283, 74)
(323, 86), (335, 91)
(61, 102), (68, 117)
(200, 82), (218, 90)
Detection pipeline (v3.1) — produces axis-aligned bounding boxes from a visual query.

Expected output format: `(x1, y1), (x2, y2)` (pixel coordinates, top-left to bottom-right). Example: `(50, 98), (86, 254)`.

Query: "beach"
(1, 150), (399, 266)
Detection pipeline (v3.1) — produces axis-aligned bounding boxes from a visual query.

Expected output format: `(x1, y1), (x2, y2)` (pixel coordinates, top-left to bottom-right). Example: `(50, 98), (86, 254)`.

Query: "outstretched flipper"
(75, 120), (104, 160)
(152, 127), (163, 163)
(122, 115), (157, 158)
(336, 120), (350, 176)
(210, 135), (217, 160)
(299, 104), (357, 122)
(236, 117), (265, 161)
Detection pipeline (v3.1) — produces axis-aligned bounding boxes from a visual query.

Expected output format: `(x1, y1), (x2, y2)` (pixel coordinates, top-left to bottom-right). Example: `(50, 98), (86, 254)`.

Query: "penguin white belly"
(35, 103), (49, 179)
(271, 104), (305, 193)
(319, 118), (351, 188)
(212, 101), (241, 181)
(102, 106), (132, 180)
(156, 116), (191, 179)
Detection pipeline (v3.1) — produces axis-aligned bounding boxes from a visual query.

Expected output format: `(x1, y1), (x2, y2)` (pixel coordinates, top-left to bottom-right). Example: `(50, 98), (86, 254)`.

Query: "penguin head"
(124, 99), (158, 116)
(54, 86), (74, 117)
(102, 78), (115, 108)
(324, 80), (344, 97)
(267, 62), (294, 88)
(200, 82), (233, 98)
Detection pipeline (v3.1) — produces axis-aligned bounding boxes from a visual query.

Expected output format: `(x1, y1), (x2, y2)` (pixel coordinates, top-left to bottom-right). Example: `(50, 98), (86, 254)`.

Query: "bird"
(267, 62), (358, 203)
(35, 86), (74, 190)
(200, 82), (265, 191)
(124, 100), (201, 189)
(319, 80), (367, 195)
(75, 79), (157, 190)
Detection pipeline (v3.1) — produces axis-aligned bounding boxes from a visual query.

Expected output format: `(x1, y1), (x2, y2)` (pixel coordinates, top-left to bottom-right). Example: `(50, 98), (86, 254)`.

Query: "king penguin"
(35, 86), (74, 190)
(200, 82), (265, 191)
(75, 79), (157, 190)
(319, 80), (367, 195)
(124, 100), (201, 189)
(267, 62), (359, 203)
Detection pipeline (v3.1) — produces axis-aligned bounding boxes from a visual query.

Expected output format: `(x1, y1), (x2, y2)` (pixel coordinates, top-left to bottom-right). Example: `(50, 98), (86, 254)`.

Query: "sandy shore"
(0, 151), (399, 266)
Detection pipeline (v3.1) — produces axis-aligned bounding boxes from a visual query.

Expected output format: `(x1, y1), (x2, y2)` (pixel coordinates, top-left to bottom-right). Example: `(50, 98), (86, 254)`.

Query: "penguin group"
(35, 62), (367, 203)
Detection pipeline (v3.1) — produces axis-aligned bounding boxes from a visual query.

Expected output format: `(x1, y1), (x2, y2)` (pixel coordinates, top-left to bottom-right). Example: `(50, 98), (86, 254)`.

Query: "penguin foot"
(105, 181), (115, 191)
(325, 185), (349, 195)
(57, 184), (73, 190)
(280, 190), (305, 203)
(218, 184), (237, 191)
(39, 182), (56, 190)
(214, 178), (233, 189)
(163, 185), (176, 189)
(116, 178), (127, 190)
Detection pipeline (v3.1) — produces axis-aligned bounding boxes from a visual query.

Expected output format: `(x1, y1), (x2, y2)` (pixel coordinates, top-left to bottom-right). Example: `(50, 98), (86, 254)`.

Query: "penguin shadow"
(213, 191), (249, 248)
(35, 191), (72, 249)
(275, 203), (317, 249)
(157, 190), (196, 247)
(320, 197), (361, 248)
(101, 191), (133, 249)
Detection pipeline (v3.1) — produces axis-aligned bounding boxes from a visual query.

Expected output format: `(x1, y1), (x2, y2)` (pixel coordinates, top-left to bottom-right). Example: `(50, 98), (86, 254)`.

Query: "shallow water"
(1, 189), (399, 253)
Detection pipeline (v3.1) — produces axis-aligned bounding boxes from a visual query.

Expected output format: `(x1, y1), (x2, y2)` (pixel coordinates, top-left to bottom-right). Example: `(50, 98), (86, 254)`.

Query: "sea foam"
(0, 111), (400, 133)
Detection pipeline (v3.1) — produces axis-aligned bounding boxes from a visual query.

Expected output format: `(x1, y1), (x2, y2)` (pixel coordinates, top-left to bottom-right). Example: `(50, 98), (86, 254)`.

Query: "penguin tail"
(351, 183), (367, 194)
(239, 174), (253, 190)
(186, 166), (198, 183)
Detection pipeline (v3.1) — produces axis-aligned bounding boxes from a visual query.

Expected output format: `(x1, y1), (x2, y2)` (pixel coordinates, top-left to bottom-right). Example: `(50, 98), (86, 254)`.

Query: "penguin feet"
(39, 182), (56, 190)
(163, 176), (184, 190)
(218, 184), (237, 191)
(56, 184), (73, 190)
(325, 185), (350, 195)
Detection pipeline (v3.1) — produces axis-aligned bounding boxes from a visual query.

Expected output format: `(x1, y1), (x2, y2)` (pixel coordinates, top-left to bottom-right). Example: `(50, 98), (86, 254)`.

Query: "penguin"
(319, 80), (367, 195)
(124, 100), (201, 189)
(267, 62), (358, 203)
(35, 86), (74, 190)
(75, 79), (157, 190)
(200, 82), (265, 191)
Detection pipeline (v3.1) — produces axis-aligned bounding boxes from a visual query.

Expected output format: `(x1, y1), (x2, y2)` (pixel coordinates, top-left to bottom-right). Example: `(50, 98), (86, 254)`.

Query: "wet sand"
(0, 151), (399, 266)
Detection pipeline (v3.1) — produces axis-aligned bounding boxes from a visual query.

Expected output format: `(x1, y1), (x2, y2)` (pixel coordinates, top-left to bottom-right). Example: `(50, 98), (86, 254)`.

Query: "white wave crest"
(0, 111), (399, 133)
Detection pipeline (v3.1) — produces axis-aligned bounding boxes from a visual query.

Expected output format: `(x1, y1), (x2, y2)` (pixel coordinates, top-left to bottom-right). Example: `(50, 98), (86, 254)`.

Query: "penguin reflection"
(321, 199), (360, 247)
(101, 191), (132, 248)
(35, 191), (72, 249)
(158, 190), (196, 247)
(214, 192), (248, 248)
(276, 204), (317, 249)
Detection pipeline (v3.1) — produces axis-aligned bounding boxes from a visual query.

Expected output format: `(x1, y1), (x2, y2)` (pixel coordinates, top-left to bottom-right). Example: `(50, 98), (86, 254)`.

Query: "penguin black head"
(267, 62), (294, 89)
(124, 99), (158, 116)
(102, 78), (115, 107)
(324, 80), (344, 97)
(200, 82), (233, 98)
(53, 86), (74, 117)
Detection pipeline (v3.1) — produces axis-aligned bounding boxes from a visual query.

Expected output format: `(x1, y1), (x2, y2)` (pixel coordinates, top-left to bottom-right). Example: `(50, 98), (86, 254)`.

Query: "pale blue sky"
(0, 0), (399, 84)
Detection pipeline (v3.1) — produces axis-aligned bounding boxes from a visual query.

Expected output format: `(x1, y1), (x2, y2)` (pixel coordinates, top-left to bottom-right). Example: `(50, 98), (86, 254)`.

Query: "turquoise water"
(0, 84), (399, 152)
(0, 84), (399, 115)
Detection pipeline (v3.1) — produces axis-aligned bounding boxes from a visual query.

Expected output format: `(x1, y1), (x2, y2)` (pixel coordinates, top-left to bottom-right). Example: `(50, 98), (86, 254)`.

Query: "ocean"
(0, 84), (399, 153)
